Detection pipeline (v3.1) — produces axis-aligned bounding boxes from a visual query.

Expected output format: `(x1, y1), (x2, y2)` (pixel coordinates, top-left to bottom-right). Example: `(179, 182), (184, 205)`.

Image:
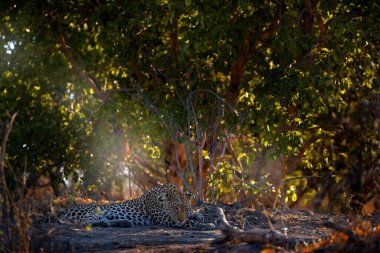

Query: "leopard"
(39, 184), (215, 230)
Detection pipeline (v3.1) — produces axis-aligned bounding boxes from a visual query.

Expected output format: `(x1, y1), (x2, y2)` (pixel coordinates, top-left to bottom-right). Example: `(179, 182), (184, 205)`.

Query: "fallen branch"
(304, 221), (380, 253)
(322, 221), (359, 241)
(213, 207), (312, 249)
(32, 227), (57, 252)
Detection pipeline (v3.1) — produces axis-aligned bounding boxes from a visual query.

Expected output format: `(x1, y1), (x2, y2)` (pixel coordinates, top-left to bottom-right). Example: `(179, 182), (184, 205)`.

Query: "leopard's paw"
(188, 212), (204, 222)
(197, 222), (216, 231)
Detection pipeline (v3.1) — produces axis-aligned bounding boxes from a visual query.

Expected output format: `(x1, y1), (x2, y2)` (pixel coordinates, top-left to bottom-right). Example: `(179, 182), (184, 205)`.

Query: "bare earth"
(31, 204), (374, 252)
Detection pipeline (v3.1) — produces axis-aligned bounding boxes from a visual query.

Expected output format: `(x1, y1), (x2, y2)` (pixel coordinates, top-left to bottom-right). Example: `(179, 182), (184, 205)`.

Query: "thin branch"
(55, 16), (106, 101)
(0, 111), (18, 248)
(232, 182), (274, 206)
(223, 129), (243, 172)
(169, 16), (179, 67)
(129, 153), (164, 179)
(310, 1), (328, 51)
(226, 0), (285, 106)
(281, 175), (323, 184)
(0, 112), (18, 199)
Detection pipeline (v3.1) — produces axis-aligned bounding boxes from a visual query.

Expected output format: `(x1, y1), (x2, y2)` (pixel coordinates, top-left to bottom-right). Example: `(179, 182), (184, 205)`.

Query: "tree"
(0, 0), (379, 211)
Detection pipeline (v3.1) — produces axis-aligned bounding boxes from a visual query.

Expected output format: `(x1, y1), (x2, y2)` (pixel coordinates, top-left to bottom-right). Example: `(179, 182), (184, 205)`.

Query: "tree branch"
(169, 16), (179, 67)
(0, 112), (18, 198)
(0, 111), (18, 247)
(55, 16), (106, 101)
(226, 0), (285, 106)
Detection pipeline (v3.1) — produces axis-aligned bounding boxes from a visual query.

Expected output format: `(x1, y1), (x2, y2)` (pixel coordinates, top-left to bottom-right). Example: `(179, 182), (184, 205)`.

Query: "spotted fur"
(43, 184), (215, 230)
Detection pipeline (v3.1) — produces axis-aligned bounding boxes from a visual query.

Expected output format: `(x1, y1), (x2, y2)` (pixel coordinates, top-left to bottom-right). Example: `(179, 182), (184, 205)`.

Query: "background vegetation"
(1, 0), (379, 227)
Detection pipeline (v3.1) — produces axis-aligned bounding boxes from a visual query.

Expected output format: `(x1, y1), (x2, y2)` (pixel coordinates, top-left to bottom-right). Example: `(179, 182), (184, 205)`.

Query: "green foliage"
(0, 0), (379, 211)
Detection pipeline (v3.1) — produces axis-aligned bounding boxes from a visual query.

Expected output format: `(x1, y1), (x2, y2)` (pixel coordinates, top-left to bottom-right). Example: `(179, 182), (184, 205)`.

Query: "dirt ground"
(31, 203), (376, 253)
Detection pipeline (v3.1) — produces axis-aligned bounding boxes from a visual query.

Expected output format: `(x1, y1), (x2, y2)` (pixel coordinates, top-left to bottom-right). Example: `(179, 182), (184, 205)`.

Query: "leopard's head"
(156, 184), (192, 225)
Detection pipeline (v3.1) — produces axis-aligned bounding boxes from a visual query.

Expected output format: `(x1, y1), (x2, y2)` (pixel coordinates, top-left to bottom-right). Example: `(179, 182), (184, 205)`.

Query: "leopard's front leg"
(89, 218), (133, 227)
(178, 219), (216, 230)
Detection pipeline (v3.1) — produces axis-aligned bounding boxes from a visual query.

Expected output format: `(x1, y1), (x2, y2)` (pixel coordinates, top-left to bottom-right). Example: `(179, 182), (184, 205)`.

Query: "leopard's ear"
(185, 191), (192, 199)
(158, 193), (168, 202)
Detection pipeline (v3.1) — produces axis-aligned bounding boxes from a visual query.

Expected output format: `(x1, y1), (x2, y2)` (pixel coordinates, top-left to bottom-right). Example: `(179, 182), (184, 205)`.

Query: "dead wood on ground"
(213, 206), (313, 249)
(309, 221), (380, 253)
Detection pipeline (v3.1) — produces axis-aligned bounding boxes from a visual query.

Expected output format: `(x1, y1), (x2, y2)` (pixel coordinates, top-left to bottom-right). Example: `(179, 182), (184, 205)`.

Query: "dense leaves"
(0, 0), (379, 212)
